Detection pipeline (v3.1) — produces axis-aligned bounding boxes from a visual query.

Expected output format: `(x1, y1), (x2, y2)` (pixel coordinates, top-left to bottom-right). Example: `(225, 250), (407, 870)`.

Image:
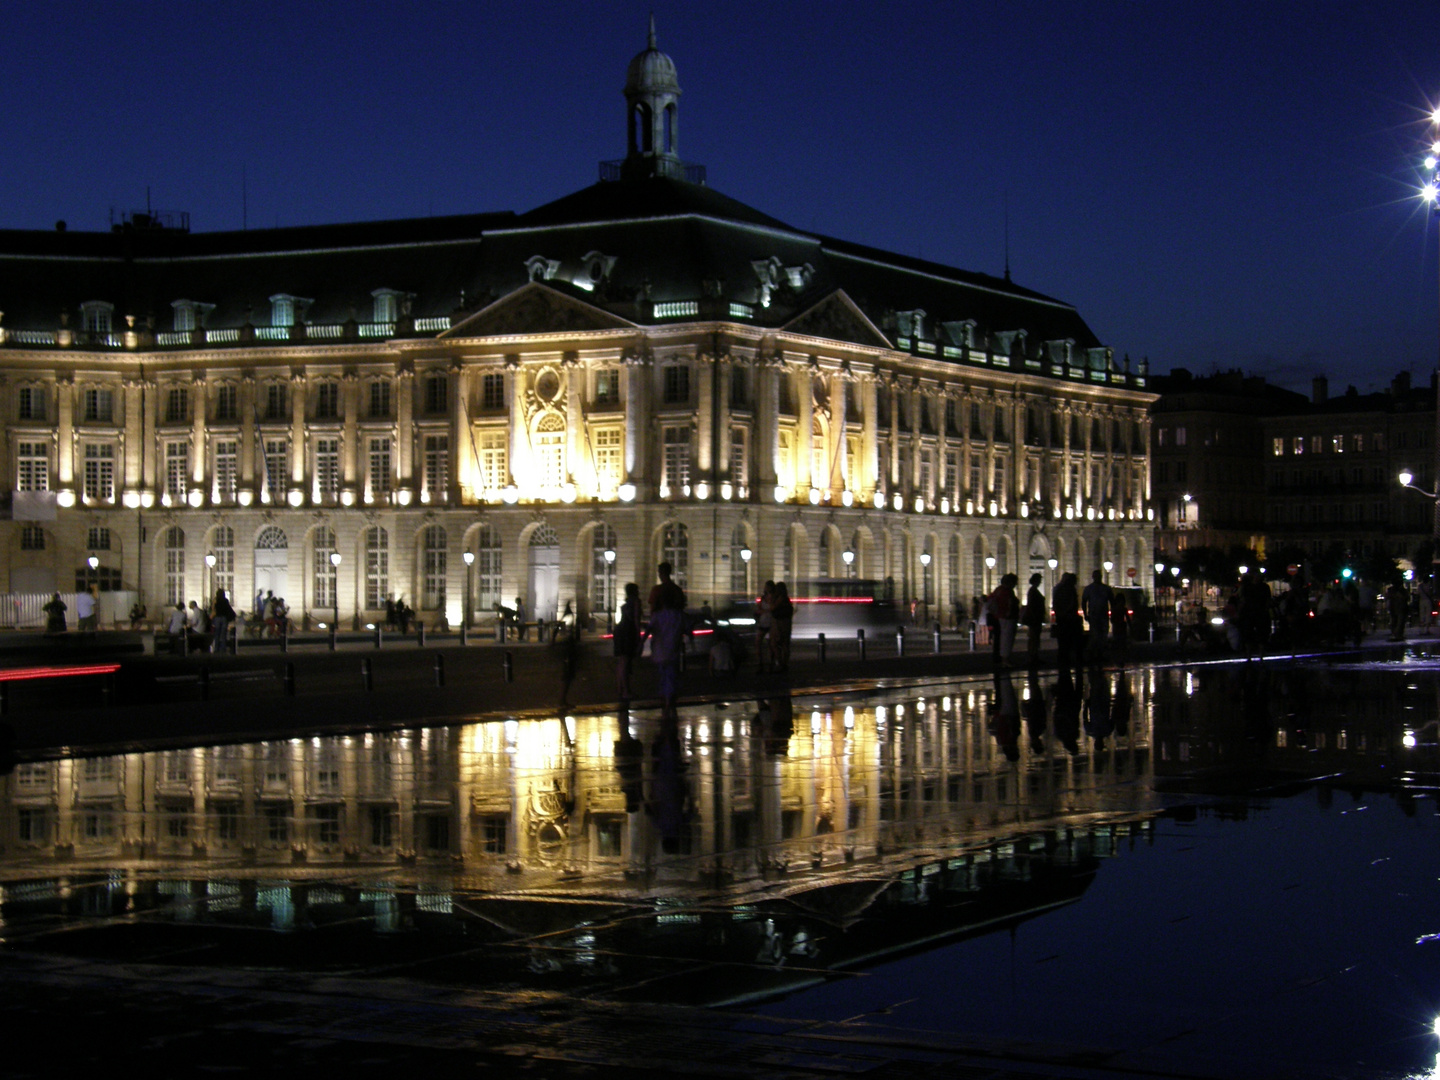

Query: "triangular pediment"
(443, 282), (635, 338)
(782, 290), (891, 349)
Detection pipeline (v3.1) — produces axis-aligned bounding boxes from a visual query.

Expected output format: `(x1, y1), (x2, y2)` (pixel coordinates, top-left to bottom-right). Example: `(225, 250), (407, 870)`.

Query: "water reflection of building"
(2, 674), (1154, 890)
(1150, 663), (1440, 786)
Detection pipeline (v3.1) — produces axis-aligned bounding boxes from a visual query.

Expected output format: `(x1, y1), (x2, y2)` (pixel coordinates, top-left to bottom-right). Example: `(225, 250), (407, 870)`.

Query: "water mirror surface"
(3, 659), (1439, 1078)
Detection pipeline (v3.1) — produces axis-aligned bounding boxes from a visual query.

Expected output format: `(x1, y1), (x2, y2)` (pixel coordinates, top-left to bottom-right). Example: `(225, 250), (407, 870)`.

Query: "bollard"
(329, 625), (337, 652)
(932, 621), (942, 654)
(198, 665), (210, 702)
(969, 624), (977, 652)
(434, 653), (445, 688)
(374, 625), (383, 649)
(1149, 622), (1155, 644)
(281, 623), (289, 654)
(503, 650), (514, 683)
(817, 632), (827, 663)
(896, 626), (905, 656)
(460, 623), (468, 647)
(857, 627), (866, 661)
(361, 657), (373, 692)
(183, 628), (192, 657)
(418, 622), (426, 648)
(496, 620), (506, 644)
(283, 661), (296, 696)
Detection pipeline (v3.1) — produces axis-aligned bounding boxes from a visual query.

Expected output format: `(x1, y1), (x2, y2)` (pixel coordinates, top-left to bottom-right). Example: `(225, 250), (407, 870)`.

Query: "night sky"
(3, 1), (1438, 395)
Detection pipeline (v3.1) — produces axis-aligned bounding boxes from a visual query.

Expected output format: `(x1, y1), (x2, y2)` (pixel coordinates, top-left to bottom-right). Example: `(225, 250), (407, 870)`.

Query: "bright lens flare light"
(1424, 181), (1440, 205)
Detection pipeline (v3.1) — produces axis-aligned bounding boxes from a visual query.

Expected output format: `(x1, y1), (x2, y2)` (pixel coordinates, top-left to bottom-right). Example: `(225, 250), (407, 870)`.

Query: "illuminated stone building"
(0, 28), (1154, 627)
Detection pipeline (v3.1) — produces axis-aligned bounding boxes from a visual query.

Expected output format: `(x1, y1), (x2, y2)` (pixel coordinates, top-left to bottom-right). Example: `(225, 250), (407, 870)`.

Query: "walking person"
(986, 573), (1019, 669)
(613, 583), (641, 703)
(43, 591), (67, 635)
(770, 581), (795, 672)
(755, 581), (775, 672)
(1051, 572), (1083, 672)
(210, 588), (236, 654)
(644, 584), (687, 721)
(1081, 570), (1112, 665)
(1021, 573), (1046, 667)
(75, 585), (98, 637)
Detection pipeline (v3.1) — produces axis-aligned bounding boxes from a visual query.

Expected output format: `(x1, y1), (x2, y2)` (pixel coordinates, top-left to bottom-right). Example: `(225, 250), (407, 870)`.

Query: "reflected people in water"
(1052, 668), (1082, 754)
(989, 670), (1020, 762)
(1023, 666), (1048, 755)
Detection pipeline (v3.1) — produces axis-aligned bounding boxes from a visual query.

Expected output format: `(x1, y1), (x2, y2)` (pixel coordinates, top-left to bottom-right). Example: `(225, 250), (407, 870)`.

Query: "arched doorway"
(253, 526), (288, 606)
(528, 524), (560, 622)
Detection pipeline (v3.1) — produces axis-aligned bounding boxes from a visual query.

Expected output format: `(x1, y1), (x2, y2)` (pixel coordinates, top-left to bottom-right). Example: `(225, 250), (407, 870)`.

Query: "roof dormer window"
(269, 293), (311, 328)
(171, 299), (215, 333)
(80, 301), (113, 337)
(371, 289), (403, 324)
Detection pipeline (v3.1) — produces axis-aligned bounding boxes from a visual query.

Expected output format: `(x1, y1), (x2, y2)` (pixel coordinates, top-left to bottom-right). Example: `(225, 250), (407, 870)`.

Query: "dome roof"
(624, 19), (680, 96)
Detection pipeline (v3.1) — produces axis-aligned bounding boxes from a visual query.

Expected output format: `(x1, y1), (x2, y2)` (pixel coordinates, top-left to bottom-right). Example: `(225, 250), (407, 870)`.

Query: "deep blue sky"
(3, 1), (1439, 394)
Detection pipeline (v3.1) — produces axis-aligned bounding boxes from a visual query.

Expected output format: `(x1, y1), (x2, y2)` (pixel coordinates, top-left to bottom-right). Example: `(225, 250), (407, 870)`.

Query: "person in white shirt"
(75, 587), (97, 634)
(165, 604), (187, 635)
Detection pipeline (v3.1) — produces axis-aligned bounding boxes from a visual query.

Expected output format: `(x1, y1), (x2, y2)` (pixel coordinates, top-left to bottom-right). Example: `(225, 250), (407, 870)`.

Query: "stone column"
(887, 375), (900, 492)
(564, 355), (583, 488)
(759, 354), (781, 489)
(342, 372), (359, 489)
(828, 368), (847, 497)
(191, 374), (207, 490)
(696, 353), (713, 476)
(290, 372), (306, 490)
(123, 377), (144, 490)
(56, 374), (74, 488)
(795, 359), (813, 495)
(239, 375), (256, 488)
(714, 353), (732, 484)
(861, 372), (879, 502)
(908, 378), (922, 501)
(396, 368), (415, 493)
(624, 352), (649, 493)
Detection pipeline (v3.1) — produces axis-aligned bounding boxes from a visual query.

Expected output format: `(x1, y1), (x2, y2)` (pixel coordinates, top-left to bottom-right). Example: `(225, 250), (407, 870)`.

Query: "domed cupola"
(623, 17), (684, 180)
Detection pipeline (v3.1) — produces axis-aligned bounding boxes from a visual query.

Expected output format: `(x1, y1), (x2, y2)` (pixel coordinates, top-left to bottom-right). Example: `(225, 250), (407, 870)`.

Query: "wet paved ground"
(3, 635), (1440, 1077)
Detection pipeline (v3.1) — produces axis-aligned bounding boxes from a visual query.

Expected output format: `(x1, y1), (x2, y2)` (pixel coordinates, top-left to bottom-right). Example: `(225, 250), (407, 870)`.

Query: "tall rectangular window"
(263, 440), (287, 501)
(164, 526), (185, 606)
(481, 372), (505, 410)
(593, 428), (622, 491)
(165, 441), (189, 499)
(17, 386), (44, 421)
(729, 366), (748, 409)
(214, 440), (237, 502)
(423, 435), (449, 500)
(594, 369), (619, 406)
(316, 438), (340, 500)
(369, 438), (392, 498)
(943, 451), (959, 498)
(313, 527), (336, 609)
(968, 459), (982, 498)
(212, 525), (234, 600)
(264, 383), (287, 421)
(662, 365), (689, 405)
(215, 384), (237, 422)
(478, 431), (506, 492)
(424, 374), (448, 413)
(475, 526), (502, 612)
(83, 444), (114, 502)
(422, 525), (447, 610)
(165, 386), (189, 424)
(369, 380), (391, 418)
(729, 427), (747, 484)
(82, 388), (114, 423)
(16, 442), (48, 492)
(365, 527), (390, 609)
(662, 426), (691, 492)
(315, 382), (339, 420)
(20, 525), (43, 550)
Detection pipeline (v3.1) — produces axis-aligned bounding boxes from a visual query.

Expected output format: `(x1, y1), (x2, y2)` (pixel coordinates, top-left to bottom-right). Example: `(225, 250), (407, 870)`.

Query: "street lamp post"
(603, 547), (616, 629)
(463, 550), (475, 636)
(204, 552), (216, 604)
(1418, 106), (1440, 578)
(329, 551), (342, 633)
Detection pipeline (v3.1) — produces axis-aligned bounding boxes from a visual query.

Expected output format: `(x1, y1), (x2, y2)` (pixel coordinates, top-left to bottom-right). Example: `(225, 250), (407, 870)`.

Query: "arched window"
(818, 527), (832, 577)
(783, 526), (795, 583)
(365, 527), (389, 609)
(661, 523), (688, 587)
(255, 526), (287, 550)
(422, 525), (447, 610)
(847, 530), (863, 579)
(592, 525), (618, 618)
(313, 527), (336, 609)
(922, 537), (935, 605)
(534, 413), (566, 492)
(663, 103), (676, 154)
(212, 526), (234, 601)
(948, 535), (961, 607)
(475, 525), (502, 613)
(972, 536), (986, 598)
(730, 524), (750, 596)
(165, 526), (185, 606)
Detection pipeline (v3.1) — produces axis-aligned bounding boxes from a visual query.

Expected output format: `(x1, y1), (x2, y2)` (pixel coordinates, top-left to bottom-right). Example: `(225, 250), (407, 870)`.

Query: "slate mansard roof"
(0, 145), (1120, 382)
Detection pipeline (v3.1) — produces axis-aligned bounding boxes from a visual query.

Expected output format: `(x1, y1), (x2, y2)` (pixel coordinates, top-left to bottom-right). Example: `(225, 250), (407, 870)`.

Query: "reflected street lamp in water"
(1417, 105), (1440, 577)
